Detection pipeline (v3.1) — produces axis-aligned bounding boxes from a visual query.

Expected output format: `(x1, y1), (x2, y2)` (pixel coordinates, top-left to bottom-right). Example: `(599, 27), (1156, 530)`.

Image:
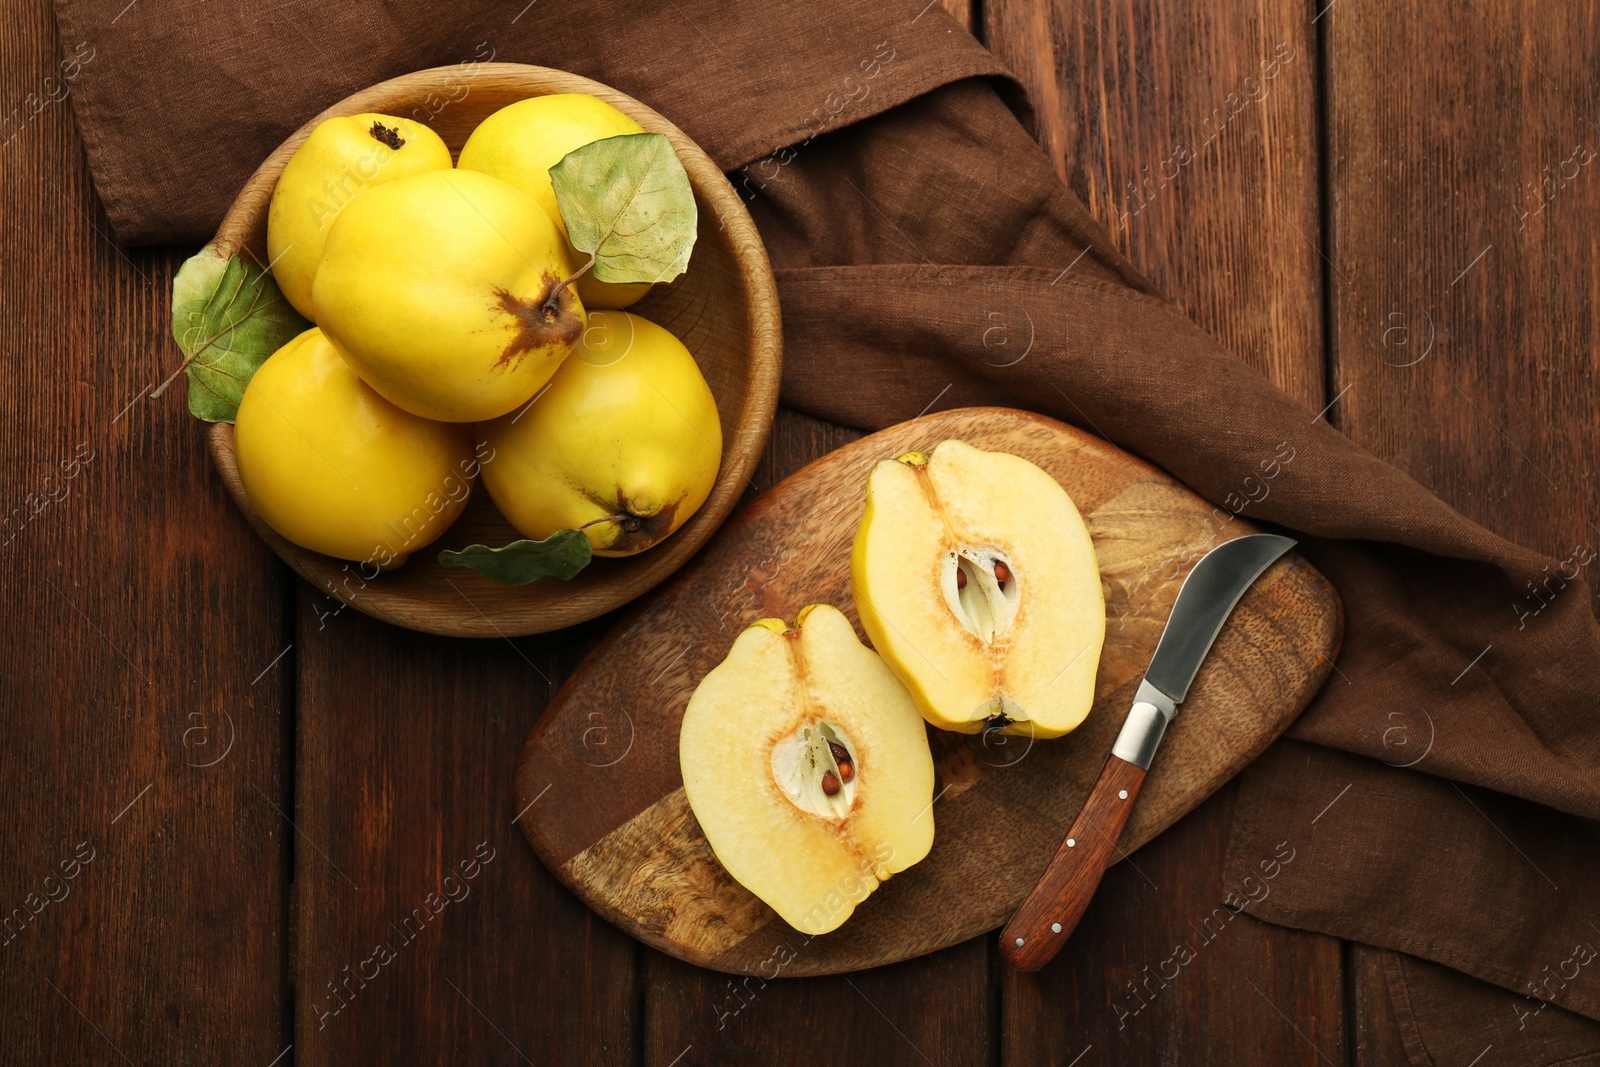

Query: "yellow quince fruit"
(266, 114), (451, 321)
(234, 327), (476, 566)
(457, 94), (654, 310)
(478, 310), (721, 556)
(312, 168), (586, 423)
(680, 604), (935, 935)
(852, 440), (1106, 738)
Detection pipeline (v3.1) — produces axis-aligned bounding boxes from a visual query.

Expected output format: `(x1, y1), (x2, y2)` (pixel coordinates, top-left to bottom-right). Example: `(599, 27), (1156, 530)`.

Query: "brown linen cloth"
(52, 0), (1600, 1061)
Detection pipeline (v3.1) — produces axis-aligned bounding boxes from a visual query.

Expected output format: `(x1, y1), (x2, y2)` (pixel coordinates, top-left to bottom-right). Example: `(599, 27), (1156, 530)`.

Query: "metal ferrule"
(1109, 680), (1178, 770)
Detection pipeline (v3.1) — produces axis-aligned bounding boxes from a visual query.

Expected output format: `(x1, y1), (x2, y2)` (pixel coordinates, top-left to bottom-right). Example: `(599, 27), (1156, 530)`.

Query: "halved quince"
(679, 604), (935, 935)
(851, 439), (1105, 738)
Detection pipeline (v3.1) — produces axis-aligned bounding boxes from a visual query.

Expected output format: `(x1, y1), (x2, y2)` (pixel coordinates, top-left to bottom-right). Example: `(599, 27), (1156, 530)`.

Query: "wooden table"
(3, 0), (1591, 1062)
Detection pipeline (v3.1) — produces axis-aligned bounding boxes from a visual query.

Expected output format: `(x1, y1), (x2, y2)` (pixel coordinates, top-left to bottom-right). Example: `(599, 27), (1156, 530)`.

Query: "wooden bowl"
(202, 64), (782, 637)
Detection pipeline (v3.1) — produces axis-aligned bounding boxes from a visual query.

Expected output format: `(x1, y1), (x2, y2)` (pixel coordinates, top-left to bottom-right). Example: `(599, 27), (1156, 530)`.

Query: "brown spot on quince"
(586, 489), (684, 553)
(493, 273), (584, 370)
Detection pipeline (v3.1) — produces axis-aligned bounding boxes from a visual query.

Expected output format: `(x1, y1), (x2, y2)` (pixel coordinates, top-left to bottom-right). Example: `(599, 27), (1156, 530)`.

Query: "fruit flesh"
(312, 168), (585, 423)
(477, 310), (721, 556)
(233, 327), (475, 564)
(852, 439), (1105, 738)
(457, 94), (653, 310)
(679, 605), (935, 935)
(266, 114), (452, 321)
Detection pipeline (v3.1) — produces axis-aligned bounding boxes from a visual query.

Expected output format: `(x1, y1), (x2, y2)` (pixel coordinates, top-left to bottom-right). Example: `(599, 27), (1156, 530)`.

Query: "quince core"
(852, 439), (1105, 738)
(679, 605), (935, 935)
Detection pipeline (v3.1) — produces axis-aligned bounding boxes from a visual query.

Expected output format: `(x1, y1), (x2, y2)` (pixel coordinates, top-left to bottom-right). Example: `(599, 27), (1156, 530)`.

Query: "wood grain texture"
(199, 64), (782, 637)
(980, 0), (1346, 1060)
(1351, 946), (1413, 1067)
(1327, 2), (1600, 1060)
(642, 938), (993, 1066)
(1325, 1), (1600, 591)
(0, 1), (288, 1062)
(291, 598), (637, 1065)
(1000, 755), (1146, 970)
(1003, 781), (1348, 1065)
(515, 407), (1341, 975)
(941, 0), (973, 33)
(984, 0), (1325, 405)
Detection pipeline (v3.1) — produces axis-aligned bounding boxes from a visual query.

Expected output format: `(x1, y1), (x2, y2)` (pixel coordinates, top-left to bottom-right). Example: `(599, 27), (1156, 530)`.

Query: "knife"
(999, 532), (1297, 971)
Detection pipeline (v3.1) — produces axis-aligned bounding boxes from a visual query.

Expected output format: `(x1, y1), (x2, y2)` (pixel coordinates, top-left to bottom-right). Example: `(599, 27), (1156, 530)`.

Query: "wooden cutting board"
(513, 407), (1341, 976)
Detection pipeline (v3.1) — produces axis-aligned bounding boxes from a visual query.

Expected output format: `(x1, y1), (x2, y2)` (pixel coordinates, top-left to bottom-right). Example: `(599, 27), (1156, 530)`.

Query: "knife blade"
(999, 532), (1296, 971)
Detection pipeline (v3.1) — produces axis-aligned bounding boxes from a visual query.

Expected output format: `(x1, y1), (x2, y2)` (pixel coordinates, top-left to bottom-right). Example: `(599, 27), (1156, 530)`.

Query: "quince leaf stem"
(549, 132), (697, 287)
(163, 244), (312, 422)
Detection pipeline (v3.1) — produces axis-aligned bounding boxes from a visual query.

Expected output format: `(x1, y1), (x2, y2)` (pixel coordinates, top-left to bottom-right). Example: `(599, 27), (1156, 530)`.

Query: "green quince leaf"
(166, 245), (312, 423)
(550, 132), (698, 286)
(438, 529), (594, 585)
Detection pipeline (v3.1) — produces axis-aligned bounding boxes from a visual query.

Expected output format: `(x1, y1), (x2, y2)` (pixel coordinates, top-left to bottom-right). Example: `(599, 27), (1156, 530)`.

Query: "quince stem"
(577, 513), (644, 534)
(542, 254), (597, 317)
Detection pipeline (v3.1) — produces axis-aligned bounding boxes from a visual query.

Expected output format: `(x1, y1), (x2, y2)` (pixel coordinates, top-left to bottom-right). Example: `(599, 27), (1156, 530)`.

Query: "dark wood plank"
(1327, 1), (1600, 1057)
(986, 0), (1324, 404)
(981, 0), (1347, 1061)
(1003, 783), (1346, 1065)
(942, 0), (973, 33)
(291, 602), (637, 1064)
(1326, 1), (1600, 566)
(639, 409), (995, 1062)
(744, 406), (866, 506)
(644, 938), (991, 1067)
(1350, 947), (1411, 1067)
(0, 0), (289, 1061)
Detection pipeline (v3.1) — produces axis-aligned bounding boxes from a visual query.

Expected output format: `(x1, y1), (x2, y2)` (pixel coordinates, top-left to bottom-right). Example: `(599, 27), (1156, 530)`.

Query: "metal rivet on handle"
(1051, 923), (1062, 933)
(1118, 789), (1128, 799)
(1066, 838), (1076, 847)
(1014, 937), (1025, 948)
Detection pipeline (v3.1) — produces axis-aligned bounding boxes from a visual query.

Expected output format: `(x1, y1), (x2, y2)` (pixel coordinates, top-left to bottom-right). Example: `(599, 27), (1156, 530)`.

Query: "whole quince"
(312, 168), (586, 423)
(457, 94), (653, 310)
(478, 310), (720, 556)
(266, 114), (451, 321)
(234, 328), (476, 565)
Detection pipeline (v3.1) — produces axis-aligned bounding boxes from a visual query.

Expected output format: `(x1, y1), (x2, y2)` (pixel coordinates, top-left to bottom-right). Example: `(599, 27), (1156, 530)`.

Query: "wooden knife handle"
(999, 753), (1147, 970)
